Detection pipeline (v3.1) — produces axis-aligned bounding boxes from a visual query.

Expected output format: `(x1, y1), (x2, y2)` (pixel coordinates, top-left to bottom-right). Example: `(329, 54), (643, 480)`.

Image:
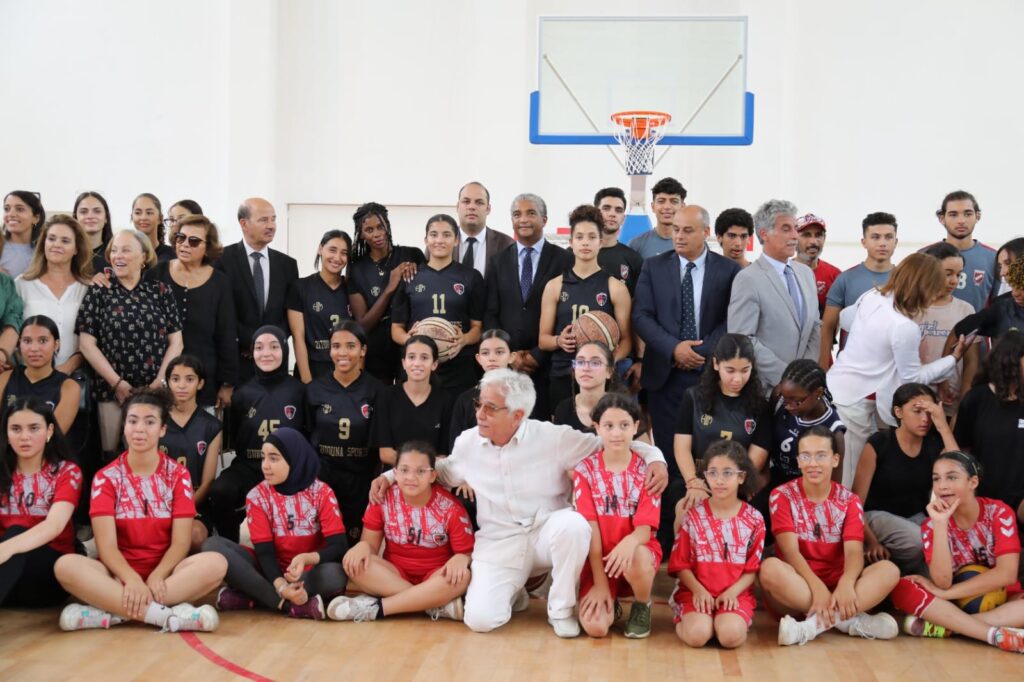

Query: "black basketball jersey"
(347, 246), (425, 317)
(287, 273), (352, 366)
(159, 408), (223, 486)
(2, 366), (69, 412)
(676, 385), (769, 462)
(598, 242), (643, 295)
(229, 376), (306, 465)
(391, 261), (485, 332)
(305, 371), (386, 476)
(551, 269), (615, 376)
(372, 385), (453, 455)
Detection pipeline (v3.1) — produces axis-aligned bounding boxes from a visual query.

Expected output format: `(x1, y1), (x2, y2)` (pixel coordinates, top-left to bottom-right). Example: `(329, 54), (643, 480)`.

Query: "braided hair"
(351, 202), (394, 261)
(778, 359), (832, 403)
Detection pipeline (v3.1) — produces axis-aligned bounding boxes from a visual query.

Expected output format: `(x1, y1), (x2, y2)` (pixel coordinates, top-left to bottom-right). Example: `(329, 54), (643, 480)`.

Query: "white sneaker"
(512, 588), (530, 613)
(166, 603), (219, 632)
(426, 597), (464, 621)
(327, 594), (380, 622)
(59, 603), (122, 631)
(549, 616), (581, 638)
(845, 612), (899, 640)
(778, 615), (816, 646)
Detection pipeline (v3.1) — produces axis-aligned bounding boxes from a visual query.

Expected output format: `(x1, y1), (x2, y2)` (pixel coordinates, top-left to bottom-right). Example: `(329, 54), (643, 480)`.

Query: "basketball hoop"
(610, 110), (672, 176)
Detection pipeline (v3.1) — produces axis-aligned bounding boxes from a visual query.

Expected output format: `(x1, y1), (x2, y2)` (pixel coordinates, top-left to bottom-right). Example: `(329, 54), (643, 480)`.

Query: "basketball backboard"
(530, 16), (752, 146)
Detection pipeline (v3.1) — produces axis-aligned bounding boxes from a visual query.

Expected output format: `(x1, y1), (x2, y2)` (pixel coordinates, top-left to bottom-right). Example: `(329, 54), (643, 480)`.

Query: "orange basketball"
(571, 310), (621, 350)
(413, 317), (459, 363)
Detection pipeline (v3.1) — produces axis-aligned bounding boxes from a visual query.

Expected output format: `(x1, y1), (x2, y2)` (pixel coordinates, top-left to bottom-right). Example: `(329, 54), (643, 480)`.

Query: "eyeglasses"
(571, 359), (607, 370)
(396, 466), (434, 477)
(704, 469), (741, 481)
(174, 233), (206, 247)
(797, 452), (834, 464)
(472, 398), (509, 416)
(162, 218), (178, 228)
(781, 393), (814, 409)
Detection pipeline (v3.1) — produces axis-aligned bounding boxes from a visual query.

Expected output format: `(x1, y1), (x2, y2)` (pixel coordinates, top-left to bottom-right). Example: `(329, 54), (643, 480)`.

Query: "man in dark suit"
(484, 193), (572, 418)
(456, 181), (514, 279)
(632, 204), (740, 553)
(217, 197), (299, 383)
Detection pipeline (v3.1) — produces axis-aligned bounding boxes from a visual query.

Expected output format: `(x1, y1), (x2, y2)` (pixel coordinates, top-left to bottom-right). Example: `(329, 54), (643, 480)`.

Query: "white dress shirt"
(243, 241), (271, 304)
(459, 227), (488, 277)
(516, 237), (546, 281)
(14, 276), (88, 366)
(827, 290), (956, 425)
(385, 419), (665, 565)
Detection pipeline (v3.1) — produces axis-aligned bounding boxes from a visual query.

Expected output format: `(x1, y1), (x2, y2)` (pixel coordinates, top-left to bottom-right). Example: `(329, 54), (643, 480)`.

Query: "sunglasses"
(174, 233), (206, 247)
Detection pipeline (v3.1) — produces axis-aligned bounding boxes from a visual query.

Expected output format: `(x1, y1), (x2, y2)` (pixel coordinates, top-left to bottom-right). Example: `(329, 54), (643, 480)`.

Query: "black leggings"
(0, 526), (68, 607)
(206, 461), (264, 542)
(203, 536), (347, 610)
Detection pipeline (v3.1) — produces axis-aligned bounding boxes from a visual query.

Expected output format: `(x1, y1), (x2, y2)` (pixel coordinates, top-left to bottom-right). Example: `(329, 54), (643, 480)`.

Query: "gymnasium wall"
(2, 0), (1021, 273)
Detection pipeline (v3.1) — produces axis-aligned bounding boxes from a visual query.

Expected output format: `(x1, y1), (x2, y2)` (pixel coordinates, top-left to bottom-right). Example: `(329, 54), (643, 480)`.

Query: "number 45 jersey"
(230, 375), (307, 466)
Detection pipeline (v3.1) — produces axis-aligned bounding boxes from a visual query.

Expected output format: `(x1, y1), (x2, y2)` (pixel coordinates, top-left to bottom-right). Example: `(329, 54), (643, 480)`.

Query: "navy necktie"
(463, 237), (476, 270)
(520, 247), (534, 301)
(251, 252), (266, 316)
(680, 261), (697, 340)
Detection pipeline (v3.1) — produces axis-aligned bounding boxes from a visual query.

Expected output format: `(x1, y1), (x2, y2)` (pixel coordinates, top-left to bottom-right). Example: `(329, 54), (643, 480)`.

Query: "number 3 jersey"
(362, 484), (475, 577)
(0, 460), (82, 554)
(90, 453), (196, 579)
(246, 479), (346, 572)
(669, 499), (764, 599)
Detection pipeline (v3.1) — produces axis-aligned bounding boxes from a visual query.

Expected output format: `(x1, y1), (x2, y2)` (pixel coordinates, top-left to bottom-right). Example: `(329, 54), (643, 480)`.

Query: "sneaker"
(512, 588), (530, 613)
(623, 602), (652, 639)
(59, 603), (121, 631)
(902, 615), (951, 638)
(327, 594), (380, 622)
(287, 595), (325, 620)
(778, 615), (816, 646)
(549, 616), (581, 638)
(166, 604), (219, 632)
(426, 597), (464, 622)
(215, 587), (255, 611)
(992, 627), (1024, 654)
(845, 612), (898, 640)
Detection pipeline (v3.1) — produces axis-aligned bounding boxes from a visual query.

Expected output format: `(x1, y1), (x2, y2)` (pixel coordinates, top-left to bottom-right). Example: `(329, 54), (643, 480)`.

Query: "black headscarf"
(251, 325), (288, 386)
(264, 427), (321, 496)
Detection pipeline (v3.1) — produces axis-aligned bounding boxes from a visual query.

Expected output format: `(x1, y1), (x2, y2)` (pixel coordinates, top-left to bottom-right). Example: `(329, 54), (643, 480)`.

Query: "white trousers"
(463, 508), (591, 633)
(834, 397), (880, 487)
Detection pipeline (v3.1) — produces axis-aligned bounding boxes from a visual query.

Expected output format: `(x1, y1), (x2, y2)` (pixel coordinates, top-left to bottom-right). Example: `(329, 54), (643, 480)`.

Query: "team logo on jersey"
(247, 407), (257, 418)
(596, 293), (608, 306)
(744, 419), (756, 435)
(720, 430), (733, 440)
(371, 286), (381, 297)
(453, 283), (464, 295)
(361, 404), (371, 419)
(700, 413), (713, 427)
(620, 265), (630, 280)
(415, 284), (426, 293)
(322, 403), (333, 415)
(159, 445), (169, 455)
(974, 269), (986, 286)
(313, 301), (324, 312)
(560, 291), (569, 302)
(46, 400), (57, 410)
(197, 441), (207, 456)
(284, 405), (296, 420)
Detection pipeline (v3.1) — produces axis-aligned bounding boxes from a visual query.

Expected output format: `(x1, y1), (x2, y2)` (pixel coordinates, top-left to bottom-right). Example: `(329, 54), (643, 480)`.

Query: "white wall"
(2, 0), (1021, 274)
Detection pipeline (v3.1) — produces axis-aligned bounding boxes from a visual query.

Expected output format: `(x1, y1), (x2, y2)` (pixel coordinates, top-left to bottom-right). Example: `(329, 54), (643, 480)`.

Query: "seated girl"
(891, 451), (1024, 653)
(204, 427), (348, 620)
(328, 441), (473, 622)
(670, 439), (764, 649)
(759, 425), (900, 646)
(54, 389), (227, 632)
(0, 398), (82, 608)
(574, 392), (661, 639)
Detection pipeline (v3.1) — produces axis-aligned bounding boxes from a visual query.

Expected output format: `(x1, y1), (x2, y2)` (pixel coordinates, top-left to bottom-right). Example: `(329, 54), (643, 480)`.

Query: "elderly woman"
(148, 215), (237, 408)
(14, 215), (92, 374)
(77, 230), (183, 459)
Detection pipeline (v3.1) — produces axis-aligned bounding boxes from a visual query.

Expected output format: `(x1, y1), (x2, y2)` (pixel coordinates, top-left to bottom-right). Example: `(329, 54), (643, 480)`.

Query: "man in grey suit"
(728, 199), (821, 392)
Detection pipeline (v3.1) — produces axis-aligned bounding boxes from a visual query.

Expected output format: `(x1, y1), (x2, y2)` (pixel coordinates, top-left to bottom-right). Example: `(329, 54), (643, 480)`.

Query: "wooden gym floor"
(1, 569), (1020, 681)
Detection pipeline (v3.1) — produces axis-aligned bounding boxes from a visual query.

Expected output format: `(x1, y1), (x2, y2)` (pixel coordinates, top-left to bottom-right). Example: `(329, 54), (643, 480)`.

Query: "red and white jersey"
(363, 484), (474, 576)
(246, 479), (346, 572)
(573, 449), (661, 552)
(0, 460), (82, 554)
(923, 497), (1021, 581)
(90, 453), (196, 579)
(770, 479), (864, 582)
(669, 500), (764, 597)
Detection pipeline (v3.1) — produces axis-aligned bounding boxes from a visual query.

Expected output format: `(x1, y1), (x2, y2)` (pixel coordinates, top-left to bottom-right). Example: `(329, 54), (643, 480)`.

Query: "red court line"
(179, 632), (274, 682)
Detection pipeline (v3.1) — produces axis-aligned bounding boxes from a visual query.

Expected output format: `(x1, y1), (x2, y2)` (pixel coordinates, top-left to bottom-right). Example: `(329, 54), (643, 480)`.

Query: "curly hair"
(697, 334), (765, 417)
(699, 439), (758, 498)
(974, 330), (1024, 403)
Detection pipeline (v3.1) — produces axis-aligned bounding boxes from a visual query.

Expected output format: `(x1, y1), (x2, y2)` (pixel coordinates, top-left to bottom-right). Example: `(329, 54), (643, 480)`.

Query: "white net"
(611, 112), (671, 176)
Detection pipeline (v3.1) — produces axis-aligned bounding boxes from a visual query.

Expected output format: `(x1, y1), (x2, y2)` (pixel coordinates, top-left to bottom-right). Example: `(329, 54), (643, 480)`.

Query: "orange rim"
(611, 110), (672, 140)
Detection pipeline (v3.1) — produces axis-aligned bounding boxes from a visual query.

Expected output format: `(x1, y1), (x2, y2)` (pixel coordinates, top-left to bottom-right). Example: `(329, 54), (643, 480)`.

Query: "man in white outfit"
(370, 369), (668, 637)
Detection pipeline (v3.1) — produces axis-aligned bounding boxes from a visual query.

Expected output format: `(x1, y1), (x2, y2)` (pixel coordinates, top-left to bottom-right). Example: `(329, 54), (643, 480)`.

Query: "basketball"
(953, 564), (1007, 614)
(413, 317), (460, 363)
(571, 310), (621, 350)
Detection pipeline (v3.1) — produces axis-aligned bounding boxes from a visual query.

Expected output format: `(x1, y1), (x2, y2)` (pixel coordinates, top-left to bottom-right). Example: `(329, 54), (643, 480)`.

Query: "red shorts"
(892, 577), (1024, 618)
(670, 586), (757, 626)
(394, 563), (443, 585)
(579, 541), (662, 599)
